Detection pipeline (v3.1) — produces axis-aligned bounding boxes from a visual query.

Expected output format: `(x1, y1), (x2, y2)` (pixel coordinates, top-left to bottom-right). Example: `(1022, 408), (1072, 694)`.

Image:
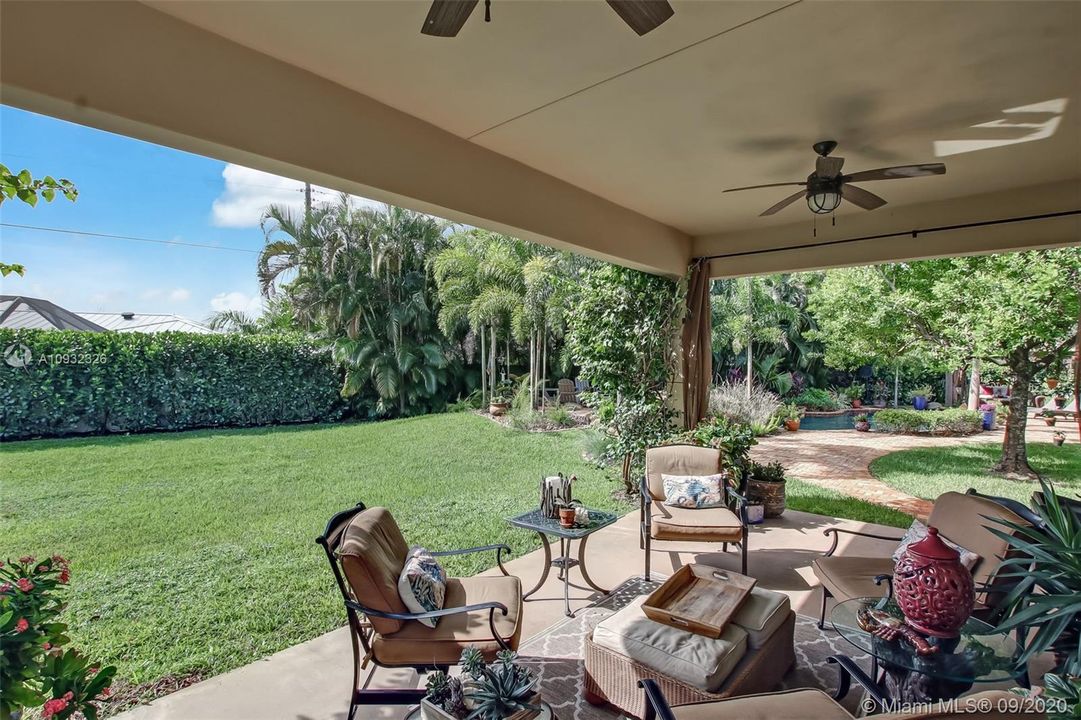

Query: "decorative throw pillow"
(892, 520), (980, 570)
(397, 546), (447, 629)
(662, 473), (725, 509)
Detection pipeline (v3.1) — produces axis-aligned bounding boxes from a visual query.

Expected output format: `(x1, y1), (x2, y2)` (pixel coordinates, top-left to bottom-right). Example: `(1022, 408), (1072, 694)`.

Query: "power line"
(0, 222), (259, 254)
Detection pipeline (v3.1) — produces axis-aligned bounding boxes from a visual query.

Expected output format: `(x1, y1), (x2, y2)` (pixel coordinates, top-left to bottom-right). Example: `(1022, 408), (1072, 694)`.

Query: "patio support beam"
(697, 179), (1081, 278)
(0, 0), (691, 277)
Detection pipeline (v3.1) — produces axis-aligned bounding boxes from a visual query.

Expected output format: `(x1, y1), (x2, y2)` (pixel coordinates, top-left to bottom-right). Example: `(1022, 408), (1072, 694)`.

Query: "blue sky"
(0, 105), (369, 320)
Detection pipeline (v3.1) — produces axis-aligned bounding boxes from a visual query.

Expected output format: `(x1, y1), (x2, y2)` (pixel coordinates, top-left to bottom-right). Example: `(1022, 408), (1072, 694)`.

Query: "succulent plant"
(444, 675), (467, 718)
(459, 646), (486, 679)
(426, 670), (452, 706)
(467, 650), (539, 720)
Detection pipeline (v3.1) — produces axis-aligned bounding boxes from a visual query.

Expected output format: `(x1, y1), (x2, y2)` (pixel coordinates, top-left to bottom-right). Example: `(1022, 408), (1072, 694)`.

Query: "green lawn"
(1, 412), (914, 697)
(870, 443), (1081, 504)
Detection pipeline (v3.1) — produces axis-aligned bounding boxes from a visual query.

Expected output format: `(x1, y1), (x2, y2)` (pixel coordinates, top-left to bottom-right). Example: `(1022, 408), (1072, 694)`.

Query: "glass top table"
(507, 507), (618, 617)
(831, 597), (1022, 702)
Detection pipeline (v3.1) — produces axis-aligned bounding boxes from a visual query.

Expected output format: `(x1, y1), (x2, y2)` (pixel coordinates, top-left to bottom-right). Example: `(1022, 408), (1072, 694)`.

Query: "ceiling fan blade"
(841, 183), (888, 211)
(724, 182), (806, 193)
(843, 163), (946, 183)
(421, 0), (479, 36)
(606, 0), (674, 35)
(816, 155), (845, 179)
(760, 190), (807, 216)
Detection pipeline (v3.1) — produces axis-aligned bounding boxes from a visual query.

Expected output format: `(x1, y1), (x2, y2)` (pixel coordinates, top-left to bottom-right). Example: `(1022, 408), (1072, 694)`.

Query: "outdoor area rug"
(517, 576), (871, 720)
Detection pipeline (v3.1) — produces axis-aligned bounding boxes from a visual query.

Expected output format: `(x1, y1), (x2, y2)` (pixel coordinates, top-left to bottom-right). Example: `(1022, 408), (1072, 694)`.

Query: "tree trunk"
(479, 326), (487, 404)
(894, 365), (900, 408)
(967, 358), (981, 410)
(490, 326), (497, 398)
(529, 332), (536, 410)
(745, 340), (753, 398)
(994, 353), (1036, 478)
(542, 330), (548, 406)
(506, 335), (510, 381)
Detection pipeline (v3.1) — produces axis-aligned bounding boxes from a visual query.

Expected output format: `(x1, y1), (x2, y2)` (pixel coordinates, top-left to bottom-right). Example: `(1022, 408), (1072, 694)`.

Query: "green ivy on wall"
(0, 330), (350, 440)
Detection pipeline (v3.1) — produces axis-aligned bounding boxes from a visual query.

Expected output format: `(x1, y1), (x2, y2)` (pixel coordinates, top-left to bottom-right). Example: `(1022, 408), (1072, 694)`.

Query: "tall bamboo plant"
(988, 480), (1081, 714)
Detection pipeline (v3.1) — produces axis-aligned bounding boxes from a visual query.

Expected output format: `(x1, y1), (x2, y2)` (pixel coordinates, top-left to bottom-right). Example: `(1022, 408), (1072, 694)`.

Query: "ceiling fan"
(724, 141), (946, 217)
(421, 0), (674, 37)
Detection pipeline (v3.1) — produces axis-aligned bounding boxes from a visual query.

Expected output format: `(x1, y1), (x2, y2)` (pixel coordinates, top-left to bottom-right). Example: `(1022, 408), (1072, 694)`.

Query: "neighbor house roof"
(77, 312), (215, 334)
(0, 295), (108, 332)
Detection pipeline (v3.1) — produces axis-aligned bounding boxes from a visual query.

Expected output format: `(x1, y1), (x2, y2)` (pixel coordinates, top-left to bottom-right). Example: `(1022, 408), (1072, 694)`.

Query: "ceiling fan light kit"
(421, 0), (674, 37)
(724, 140), (946, 219)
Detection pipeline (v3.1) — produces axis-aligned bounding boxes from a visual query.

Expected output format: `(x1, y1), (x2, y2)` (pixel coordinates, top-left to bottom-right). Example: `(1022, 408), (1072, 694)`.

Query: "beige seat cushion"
(373, 575), (522, 666)
(812, 555), (894, 602)
(337, 507), (410, 635)
(927, 492), (1029, 605)
(646, 445), (722, 500)
(670, 688), (851, 720)
(730, 587), (791, 649)
(592, 596), (747, 692)
(651, 500), (743, 542)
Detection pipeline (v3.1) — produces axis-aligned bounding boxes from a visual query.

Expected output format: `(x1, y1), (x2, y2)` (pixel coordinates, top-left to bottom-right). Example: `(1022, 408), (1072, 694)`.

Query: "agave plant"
(466, 650), (540, 720)
(988, 479), (1081, 688)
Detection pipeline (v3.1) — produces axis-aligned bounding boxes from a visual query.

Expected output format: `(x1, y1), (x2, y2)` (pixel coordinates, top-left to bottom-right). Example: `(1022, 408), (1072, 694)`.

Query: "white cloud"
(211, 164), (382, 229)
(169, 288), (192, 302)
(210, 291), (263, 315)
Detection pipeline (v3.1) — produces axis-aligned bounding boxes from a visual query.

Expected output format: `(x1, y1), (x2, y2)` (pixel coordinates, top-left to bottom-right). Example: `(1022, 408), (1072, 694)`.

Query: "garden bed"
(872, 408), (984, 436)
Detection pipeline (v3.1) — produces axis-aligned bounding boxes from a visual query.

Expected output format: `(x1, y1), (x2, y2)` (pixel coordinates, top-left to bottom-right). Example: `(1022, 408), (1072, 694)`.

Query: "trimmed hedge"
(0, 329), (349, 440)
(873, 408), (984, 436)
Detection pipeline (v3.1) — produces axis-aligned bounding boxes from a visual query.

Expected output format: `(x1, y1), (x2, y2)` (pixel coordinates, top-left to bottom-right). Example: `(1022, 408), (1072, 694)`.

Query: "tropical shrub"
(0, 329), (350, 440)
(748, 460), (787, 483)
(873, 408), (983, 436)
(792, 388), (841, 411)
(905, 384), (935, 402)
(708, 381), (781, 432)
(666, 416), (757, 484)
(1, 556), (116, 720)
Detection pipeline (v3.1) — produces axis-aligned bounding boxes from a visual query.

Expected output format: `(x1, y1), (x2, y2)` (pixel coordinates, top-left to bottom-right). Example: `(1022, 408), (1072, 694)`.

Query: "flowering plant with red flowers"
(0, 556), (115, 720)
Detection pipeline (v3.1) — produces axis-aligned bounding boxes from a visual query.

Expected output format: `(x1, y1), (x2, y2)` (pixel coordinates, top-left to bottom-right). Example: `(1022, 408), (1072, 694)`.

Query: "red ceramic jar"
(893, 526), (975, 638)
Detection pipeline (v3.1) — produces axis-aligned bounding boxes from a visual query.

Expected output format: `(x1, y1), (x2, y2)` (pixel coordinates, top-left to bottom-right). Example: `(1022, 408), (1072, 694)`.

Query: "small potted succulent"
(1053, 431), (1066, 447)
(746, 460), (787, 518)
(422, 647), (541, 720)
(979, 402), (997, 431)
(1040, 408), (1058, 427)
(853, 413), (871, 432)
(780, 403), (803, 432)
(907, 385), (933, 411)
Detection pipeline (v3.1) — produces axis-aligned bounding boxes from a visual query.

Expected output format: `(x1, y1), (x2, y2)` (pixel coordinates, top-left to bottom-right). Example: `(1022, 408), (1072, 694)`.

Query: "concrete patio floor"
(113, 508), (924, 720)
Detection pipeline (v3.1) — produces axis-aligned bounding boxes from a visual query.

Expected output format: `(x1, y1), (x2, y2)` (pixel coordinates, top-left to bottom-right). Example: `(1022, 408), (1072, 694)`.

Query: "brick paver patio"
(749, 419), (1078, 519)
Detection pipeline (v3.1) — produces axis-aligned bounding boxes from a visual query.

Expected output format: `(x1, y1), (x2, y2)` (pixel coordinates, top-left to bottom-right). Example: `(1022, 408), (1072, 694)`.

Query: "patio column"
(681, 258), (712, 430)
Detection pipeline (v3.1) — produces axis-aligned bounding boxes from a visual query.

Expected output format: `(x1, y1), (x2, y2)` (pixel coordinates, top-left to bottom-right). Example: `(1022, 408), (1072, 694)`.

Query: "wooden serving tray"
(642, 564), (756, 638)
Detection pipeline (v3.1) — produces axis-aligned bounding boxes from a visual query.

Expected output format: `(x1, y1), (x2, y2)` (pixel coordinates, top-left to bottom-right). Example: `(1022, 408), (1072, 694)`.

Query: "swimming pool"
(799, 412), (875, 430)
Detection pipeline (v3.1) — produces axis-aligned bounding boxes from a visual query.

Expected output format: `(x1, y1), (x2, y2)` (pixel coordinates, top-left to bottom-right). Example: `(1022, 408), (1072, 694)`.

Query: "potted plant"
(421, 648), (541, 720)
(992, 480), (1081, 718)
(489, 395), (510, 417)
(1053, 431), (1066, 447)
(780, 403), (803, 432)
(979, 402), (996, 431)
(746, 460), (787, 518)
(1040, 408), (1058, 426)
(1047, 376), (1060, 390)
(872, 380), (889, 407)
(853, 413), (871, 432)
(841, 382), (864, 408)
(0, 555), (116, 720)
(906, 385), (933, 411)
(1053, 394), (1067, 409)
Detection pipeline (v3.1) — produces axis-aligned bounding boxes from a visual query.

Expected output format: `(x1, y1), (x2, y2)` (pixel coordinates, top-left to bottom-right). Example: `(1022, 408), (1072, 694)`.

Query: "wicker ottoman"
(584, 590), (796, 719)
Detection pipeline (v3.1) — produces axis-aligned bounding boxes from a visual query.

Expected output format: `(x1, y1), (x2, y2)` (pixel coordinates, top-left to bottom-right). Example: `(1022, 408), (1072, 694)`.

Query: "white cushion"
(730, 587), (791, 649)
(662, 473), (725, 509)
(592, 596), (747, 692)
(397, 546), (446, 629)
(892, 520), (979, 570)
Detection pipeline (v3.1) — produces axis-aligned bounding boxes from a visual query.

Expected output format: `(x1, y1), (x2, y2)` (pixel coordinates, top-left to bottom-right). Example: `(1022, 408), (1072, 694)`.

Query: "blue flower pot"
(982, 411), (995, 430)
(912, 396), (928, 411)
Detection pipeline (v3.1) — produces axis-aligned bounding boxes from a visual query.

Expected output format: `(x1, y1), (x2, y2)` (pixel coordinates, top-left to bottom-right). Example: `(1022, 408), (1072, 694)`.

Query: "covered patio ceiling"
(2, 0), (1078, 277)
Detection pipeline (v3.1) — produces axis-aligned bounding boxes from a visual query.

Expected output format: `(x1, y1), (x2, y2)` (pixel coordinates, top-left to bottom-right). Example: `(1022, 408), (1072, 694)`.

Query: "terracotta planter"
(894, 527), (974, 639)
(559, 507), (577, 528)
(747, 478), (785, 518)
(854, 420), (871, 432)
(783, 418), (800, 432)
(851, 399), (862, 409)
(1047, 377), (1059, 390)
(1053, 434), (1066, 447)
(1044, 417), (1058, 426)
(489, 402), (509, 417)
(1054, 396), (1067, 409)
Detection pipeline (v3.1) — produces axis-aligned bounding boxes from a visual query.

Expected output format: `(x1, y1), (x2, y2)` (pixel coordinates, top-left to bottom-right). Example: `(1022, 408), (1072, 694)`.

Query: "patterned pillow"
(397, 546), (447, 628)
(892, 520), (980, 570)
(662, 473), (725, 509)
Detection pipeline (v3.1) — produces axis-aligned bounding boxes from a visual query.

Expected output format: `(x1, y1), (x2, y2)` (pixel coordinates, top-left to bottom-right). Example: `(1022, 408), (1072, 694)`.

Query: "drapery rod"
(697, 209), (1081, 262)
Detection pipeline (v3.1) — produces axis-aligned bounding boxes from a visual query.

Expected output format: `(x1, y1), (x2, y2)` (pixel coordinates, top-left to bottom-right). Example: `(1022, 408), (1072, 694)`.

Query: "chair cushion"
(663, 473), (726, 509)
(730, 587), (791, 649)
(646, 445), (721, 500)
(373, 575), (522, 666)
(592, 596), (747, 692)
(338, 507), (410, 635)
(397, 546), (447, 629)
(927, 492), (1029, 603)
(812, 555), (894, 602)
(893, 519), (980, 570)
(670, 688), (851, 720)
(651, 501), (743, 542)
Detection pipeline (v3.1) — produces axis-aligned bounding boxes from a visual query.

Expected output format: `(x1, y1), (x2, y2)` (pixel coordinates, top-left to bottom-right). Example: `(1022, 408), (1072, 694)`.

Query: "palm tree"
(712, 275), (800, 396)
